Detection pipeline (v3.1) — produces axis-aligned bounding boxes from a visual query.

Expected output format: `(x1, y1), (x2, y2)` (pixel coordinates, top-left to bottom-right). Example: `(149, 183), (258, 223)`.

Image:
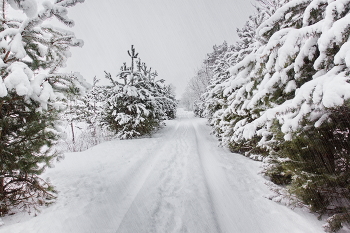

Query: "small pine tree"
(0, 0), (88, 214)
(0, 93), (58, 214)
(102, 46), (176, 139)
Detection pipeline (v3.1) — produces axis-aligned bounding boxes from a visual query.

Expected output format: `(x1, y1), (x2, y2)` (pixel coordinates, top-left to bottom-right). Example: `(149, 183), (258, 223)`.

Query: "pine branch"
(104, 71), (116, 86)
(3, 50), (11, 63)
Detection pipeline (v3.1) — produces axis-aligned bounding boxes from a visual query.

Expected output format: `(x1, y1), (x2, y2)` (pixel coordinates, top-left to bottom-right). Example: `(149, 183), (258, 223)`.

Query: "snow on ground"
(0, 109), (325, 233)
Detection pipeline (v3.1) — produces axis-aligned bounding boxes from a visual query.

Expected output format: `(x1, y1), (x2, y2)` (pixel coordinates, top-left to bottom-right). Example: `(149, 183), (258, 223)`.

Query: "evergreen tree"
(0, 0), (88, 214)
(81, 77), (106, 136)
(61, 79), (89, 149)
(102, 45), (177, 139)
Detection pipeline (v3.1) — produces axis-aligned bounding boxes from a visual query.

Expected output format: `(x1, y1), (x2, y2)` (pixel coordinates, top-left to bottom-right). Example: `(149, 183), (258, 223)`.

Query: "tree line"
(183, 0), (350, 232)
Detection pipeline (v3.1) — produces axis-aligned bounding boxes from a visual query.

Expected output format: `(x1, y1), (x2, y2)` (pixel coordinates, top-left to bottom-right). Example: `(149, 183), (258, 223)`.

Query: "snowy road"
(0, 109), (324, 233)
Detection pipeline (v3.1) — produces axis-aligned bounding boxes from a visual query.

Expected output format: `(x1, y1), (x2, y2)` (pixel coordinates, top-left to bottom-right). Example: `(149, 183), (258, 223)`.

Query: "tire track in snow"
(191, 118), (325, 233)
(192, 121), (223, 233)
(192, 120), (261, 232)
(150, 122), (190, 233)
(0, 110), (325, 233)
(59, 123), (182, 233)
(116, 116), (221, 233)
(116, 121), (191, 233)
(111, 123), (183, 233)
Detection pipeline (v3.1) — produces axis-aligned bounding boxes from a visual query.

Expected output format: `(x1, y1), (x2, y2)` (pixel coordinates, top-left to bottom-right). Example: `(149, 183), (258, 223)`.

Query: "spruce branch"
(104, 71), (116, 86)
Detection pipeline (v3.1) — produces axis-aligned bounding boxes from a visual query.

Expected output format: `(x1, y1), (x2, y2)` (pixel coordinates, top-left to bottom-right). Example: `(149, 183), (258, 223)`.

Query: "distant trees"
(181, 66), (212, 114)
(192, 0), (350, 231)
(181, 42), (227, 115)
(0, 0), (88, 215)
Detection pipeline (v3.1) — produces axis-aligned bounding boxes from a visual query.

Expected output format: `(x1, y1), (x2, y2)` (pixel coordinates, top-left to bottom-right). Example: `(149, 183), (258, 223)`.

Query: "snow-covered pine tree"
(102, 45), (176, 139)
(150, 80), (177, 120)
(160, 83), (177, 120)
(61, 78), (89, 150)
(0, 0), (88, 215)
(81, 77), (106, 135)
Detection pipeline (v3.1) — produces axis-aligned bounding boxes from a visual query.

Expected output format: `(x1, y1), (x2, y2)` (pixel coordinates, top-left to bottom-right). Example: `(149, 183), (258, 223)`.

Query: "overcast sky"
(63, 0), (255, 97)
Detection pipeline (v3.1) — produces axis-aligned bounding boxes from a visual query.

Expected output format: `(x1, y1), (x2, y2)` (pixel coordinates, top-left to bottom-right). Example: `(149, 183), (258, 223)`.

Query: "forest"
(0, 0), (350, 232)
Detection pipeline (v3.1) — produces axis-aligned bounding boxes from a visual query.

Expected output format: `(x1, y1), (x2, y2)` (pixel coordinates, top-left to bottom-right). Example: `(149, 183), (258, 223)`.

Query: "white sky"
(63, 0), (255, 97)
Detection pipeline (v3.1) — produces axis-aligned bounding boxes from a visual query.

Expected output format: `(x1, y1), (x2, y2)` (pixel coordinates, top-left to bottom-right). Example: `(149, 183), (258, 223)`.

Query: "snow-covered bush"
(102, 45), (177, 139)
(58, 121), (113, 152)
(58, 77), (112, 152)
(0, 0), (88, 215)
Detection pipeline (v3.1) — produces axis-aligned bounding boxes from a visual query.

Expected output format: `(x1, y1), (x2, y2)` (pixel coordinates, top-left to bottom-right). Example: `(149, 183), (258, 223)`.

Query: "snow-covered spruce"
(102, 45), (177, 139)
(0, 0), (88, 215)
(202, 0), (350, 231)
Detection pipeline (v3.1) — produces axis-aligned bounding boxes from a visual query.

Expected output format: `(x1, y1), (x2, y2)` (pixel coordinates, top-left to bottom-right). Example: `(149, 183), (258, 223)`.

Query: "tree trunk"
(1, 0), (6, 23)
(0, 176), (6, 215)
(71, 122), (75, 146)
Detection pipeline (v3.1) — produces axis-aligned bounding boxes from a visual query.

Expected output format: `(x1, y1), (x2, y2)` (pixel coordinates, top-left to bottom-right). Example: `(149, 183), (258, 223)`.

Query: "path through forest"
(0, 109), (324, 233)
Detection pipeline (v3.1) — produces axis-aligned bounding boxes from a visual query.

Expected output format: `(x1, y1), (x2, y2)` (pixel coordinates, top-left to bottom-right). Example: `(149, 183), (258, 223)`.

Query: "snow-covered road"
(0, 109), (324, 233)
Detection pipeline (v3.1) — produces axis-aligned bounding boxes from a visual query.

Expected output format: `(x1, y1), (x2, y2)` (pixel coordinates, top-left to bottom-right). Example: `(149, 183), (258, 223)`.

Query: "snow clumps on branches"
(0, 0), (88, 216)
